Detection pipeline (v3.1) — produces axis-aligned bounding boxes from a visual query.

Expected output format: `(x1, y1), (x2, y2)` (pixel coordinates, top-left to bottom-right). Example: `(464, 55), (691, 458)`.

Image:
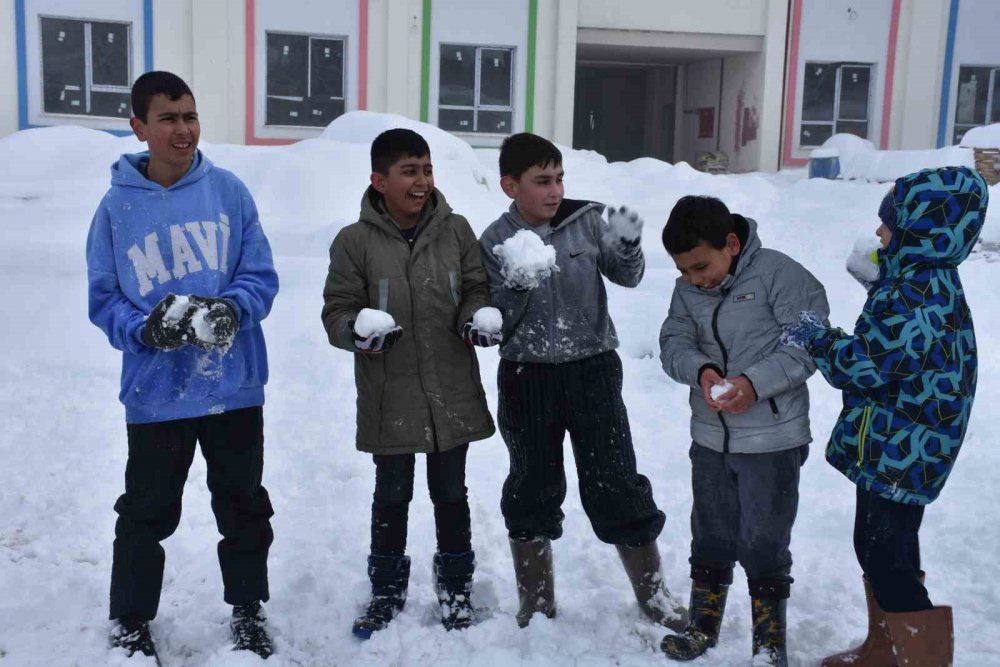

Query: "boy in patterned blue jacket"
(86, 72), (279, 661)
(782, 166), (988, 667)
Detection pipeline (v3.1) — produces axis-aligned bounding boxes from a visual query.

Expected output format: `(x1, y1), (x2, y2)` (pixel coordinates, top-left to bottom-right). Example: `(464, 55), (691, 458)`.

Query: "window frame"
(799, 61), (874, 148)
(263, 29), (348, 129)
(953, 64), (1000, 144)
(38, 14), (133, 120)
(438, 42), (516, 135)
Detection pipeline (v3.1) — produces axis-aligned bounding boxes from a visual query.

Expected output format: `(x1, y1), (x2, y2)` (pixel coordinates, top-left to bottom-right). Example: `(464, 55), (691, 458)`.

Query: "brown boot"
(822, 579), (896, 666)
(615, 543), (688, 632)
(884, 606), (953, 667)
(509, 538), (556, 628)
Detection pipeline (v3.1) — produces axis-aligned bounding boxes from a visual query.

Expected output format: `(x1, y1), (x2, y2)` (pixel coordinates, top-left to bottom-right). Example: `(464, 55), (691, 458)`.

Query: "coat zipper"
(768, 398), (779, 420)
(856, 404), (872, 465)
(710, 293), (731, 453)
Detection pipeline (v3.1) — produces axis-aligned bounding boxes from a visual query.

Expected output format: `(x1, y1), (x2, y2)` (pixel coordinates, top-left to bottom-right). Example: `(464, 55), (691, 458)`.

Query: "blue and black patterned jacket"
(807, 166), (988, 505)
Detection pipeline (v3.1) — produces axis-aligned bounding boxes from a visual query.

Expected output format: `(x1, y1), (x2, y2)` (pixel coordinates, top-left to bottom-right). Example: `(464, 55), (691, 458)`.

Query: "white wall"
(889, 0), (949, 149)
(367, 0), (422, 120)
(22, 0), (146, 132)
(577, 0), (767, 36)
(189, 0), (244, 144)
(720, 53), (764, 173)
(0, 0), (17, 138)
(943, 0), (1000, 146)
(680, 58), (722, 166)
(756, 0), (787, 170)
(790, 0), (893, 160)
(151, 0), (193, 86)
(251, 0), (359, 141)
(428, 0), (529, 146)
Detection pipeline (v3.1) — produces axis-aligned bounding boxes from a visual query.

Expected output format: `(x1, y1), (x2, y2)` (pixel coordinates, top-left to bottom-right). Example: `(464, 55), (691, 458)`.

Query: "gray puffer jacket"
(479, 199), (644, 364)
(659, 216), (829, 454)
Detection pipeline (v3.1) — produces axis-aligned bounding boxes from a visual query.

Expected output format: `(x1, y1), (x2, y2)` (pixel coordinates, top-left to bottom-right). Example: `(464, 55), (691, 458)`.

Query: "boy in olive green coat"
(321, 128), (498, 638)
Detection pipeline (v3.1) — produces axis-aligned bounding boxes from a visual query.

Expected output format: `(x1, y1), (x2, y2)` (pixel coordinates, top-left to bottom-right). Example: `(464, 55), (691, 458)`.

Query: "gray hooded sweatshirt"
(659, 216), (829, 454)
(479, 199), (643, 363)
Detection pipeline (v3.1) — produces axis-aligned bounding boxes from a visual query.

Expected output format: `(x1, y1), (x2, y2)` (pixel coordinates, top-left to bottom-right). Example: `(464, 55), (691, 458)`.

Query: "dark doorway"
(573, 66), (648, 162)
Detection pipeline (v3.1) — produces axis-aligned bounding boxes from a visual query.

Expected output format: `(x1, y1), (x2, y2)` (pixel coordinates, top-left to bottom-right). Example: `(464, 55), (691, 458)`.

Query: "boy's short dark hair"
(662, 195), (735, 255)
(371, 129), (430, 174)
(499, 133), (562, 179)
(131, 71), (194, 122)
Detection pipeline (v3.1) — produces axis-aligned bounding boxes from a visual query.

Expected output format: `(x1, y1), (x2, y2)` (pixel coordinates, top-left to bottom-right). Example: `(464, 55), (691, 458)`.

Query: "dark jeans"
(497, 351), (665, 546)
(110, 407), (274, 621)
(371, 444), (471, 556)
(854, 486), (932, 613)
(689, 443), (807, 599)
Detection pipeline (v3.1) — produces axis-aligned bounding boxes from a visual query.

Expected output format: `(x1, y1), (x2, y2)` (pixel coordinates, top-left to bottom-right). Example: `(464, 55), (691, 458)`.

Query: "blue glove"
(779, 311), (824, 349)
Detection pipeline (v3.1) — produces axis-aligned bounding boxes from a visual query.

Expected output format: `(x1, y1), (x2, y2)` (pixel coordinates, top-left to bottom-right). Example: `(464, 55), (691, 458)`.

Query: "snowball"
(190, 307), (215, 344)
(163, 295), (192, 322)
(354, 308), (397, 337)
(710, 381), (735, 401)
(493, 230), (559, 290)
(846, 236), (881, 284)
(472, 306), (502, 333)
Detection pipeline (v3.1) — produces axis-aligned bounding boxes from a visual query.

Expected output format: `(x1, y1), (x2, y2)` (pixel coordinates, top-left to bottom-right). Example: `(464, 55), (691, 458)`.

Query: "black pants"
(689, 443), (807, 598)
(853, 486), (932, 613)
(497, 351), (664, 546)
(110, 407), (274, 621)
(371, 444), (471, 556)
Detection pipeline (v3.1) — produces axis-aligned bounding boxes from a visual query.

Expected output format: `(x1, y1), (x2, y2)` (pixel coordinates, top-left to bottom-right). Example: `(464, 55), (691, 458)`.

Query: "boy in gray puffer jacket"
(658, 196), (829, 667)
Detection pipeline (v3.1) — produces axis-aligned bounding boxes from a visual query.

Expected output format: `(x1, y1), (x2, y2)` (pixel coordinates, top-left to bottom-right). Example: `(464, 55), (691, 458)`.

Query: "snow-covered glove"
(187, 295), (239, 351)
(352, 322), (403, 354)
(141, 293), (196, 350)
(779, 311), (825, 349)
(462, 321), (502, 347)
(846, 246), (880, 292)
(604, 205), (644, 252)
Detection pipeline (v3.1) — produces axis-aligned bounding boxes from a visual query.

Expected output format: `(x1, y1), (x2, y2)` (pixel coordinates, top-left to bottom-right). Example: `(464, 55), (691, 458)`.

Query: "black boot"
(434, 551), (476, 631)
(231, 601), (273, 659)
(615, 542), (688, 631)
(509, 538), (556, 628)
(660, 581), (729, 661)
(751, 597), (788, 667)
(110, 617), (159, 663)
(352, 554), (411, 639)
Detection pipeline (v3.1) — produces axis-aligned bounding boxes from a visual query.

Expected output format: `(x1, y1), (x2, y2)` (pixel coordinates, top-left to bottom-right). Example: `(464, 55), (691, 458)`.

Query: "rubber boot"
(231, 601), (273, 659)
(434, 551), (476, 631)
(110, 617), (160, 665)
(661, 581), (729, 661)
(352, 554), (411, 639)
(751, 597), (789, 667)
(822, 578), (896, 666)
(616, 542), (688, 632)
(509, 538), (556, 628)
(884, 606), (953, 667)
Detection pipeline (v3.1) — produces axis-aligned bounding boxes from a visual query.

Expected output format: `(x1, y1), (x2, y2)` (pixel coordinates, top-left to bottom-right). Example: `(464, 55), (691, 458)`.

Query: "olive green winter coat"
(321, 187), (495, 454)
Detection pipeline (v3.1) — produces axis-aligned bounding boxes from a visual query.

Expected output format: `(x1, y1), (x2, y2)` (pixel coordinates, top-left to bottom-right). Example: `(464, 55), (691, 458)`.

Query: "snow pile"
(353, 308), (397, 338)
(959, 123), (1000, 148)
(492, 229), (559, 290)
(472, 306), (503, 334)
(816, 133), (974, 182)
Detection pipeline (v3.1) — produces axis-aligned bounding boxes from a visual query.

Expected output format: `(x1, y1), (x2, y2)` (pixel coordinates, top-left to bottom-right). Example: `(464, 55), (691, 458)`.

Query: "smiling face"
(129, 93), (199, 187)
(501, 162), (564, 226)
(371, 154), (434, 228)
(670, 235), (741, 289)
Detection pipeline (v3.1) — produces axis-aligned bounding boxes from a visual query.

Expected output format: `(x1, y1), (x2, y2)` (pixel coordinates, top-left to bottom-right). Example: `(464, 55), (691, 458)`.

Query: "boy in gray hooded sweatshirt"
(479, 133), (687, 632)
(658, 195), (829, 666)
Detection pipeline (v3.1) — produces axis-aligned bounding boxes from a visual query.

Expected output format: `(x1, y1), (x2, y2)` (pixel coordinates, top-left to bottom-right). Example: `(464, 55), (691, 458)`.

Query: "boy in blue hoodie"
(86, 71), (279, 661)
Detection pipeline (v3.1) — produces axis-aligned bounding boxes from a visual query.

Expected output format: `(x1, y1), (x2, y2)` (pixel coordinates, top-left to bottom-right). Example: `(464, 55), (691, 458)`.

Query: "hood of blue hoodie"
(111, 149), (212, 191)
(881, 166), (989, 278)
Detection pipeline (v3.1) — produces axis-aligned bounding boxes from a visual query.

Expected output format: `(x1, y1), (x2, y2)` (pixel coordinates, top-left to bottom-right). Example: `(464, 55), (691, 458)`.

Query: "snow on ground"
(813, 133), (976, 182)
(1, 114), (998, 666)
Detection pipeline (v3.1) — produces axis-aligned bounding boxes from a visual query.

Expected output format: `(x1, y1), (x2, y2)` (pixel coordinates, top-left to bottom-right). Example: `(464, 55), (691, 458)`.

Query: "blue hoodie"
(87, 150), (279, 424)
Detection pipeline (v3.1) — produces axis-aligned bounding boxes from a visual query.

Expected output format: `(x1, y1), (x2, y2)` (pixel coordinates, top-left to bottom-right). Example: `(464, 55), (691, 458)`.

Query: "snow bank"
(959, 123), (1000, 148)
(816, 133), (974, 183)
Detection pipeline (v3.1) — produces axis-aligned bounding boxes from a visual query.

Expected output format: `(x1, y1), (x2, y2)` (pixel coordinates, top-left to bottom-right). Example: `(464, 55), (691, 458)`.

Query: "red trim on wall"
(359, 0), (368, 110)
(880, 0), (901, 150)
(244, 0), (295, 145)
(782, 0), (806, 167)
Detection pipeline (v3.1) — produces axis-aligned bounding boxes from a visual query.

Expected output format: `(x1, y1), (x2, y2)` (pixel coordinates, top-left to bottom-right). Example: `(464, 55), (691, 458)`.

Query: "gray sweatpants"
(688, 442), (808, 599)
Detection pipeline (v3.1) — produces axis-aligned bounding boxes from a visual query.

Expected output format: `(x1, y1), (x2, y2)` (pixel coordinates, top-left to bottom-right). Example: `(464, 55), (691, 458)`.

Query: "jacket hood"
(500, 198), (604, 232)
(110, 149), (212, 191)
(881, 166), (988, 276)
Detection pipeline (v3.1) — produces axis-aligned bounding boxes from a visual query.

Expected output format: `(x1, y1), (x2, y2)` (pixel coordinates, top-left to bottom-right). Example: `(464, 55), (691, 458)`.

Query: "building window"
(265, 31), (345, 128)
(954, 66), (1000, 144)
(799, 62), (872, 147)
(40, 16), (132, 119)
(439, 44), (514, 134)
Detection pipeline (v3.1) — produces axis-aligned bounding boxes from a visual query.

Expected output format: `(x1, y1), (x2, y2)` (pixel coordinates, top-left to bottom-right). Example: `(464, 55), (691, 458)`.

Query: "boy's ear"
(725, 232), (741, 256)
(370, 171), (387, 194)
(500, 175), (518, 200)
(129, 116), (146, 142)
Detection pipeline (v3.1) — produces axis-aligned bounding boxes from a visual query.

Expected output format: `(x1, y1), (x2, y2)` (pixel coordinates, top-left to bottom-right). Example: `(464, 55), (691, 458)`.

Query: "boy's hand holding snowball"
(604, 205), (644, 253)
(493, 230), (559, 292)
(141, 293), (239, 352)
(352, 308), (403, 354)
(700, 367), (757, 415)
(462, 306), (503, 347)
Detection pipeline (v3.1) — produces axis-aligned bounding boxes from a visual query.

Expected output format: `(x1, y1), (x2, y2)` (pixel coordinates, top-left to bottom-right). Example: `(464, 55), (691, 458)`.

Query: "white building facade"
(1, 0), (997, 171)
